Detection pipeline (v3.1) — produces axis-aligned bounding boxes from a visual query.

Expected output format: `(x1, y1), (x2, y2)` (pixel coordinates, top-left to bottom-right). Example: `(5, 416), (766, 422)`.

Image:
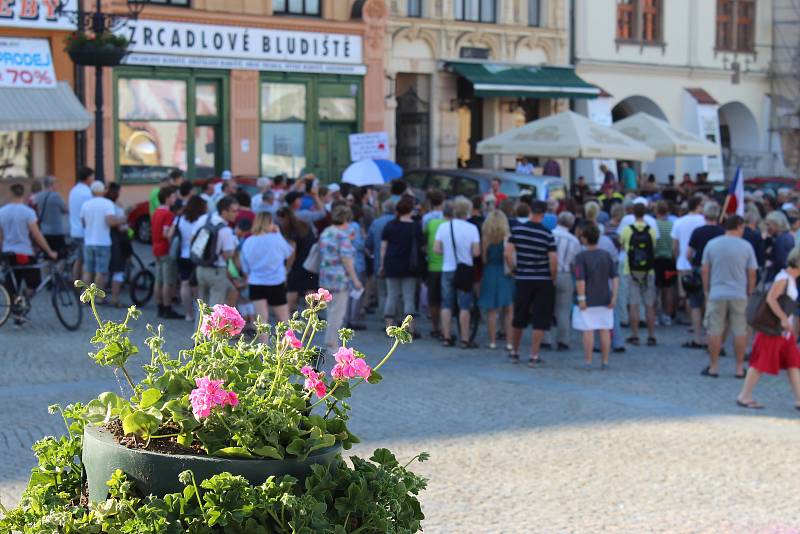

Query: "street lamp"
(58, 0), (148, 183)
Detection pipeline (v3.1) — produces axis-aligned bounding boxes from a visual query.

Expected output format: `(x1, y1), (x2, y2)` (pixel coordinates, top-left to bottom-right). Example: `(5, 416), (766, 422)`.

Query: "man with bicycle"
(0, 184), (58, 324)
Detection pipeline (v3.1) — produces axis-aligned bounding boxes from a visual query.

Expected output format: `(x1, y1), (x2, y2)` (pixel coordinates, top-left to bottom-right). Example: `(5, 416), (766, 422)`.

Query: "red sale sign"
(0, 37), (57, 88)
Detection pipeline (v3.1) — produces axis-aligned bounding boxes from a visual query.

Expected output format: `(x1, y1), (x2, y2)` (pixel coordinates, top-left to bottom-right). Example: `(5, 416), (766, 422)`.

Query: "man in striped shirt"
(505, 201), (558, 367)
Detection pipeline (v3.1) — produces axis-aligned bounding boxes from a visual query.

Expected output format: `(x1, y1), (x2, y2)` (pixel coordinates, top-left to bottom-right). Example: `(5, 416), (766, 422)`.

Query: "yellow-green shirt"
(620, 221), (657, 276)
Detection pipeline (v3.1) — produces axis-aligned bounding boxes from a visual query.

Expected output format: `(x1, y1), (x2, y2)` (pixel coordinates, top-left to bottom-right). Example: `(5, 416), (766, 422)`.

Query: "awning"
(446, 61), (600, 99)
(0, 82), (92, 131)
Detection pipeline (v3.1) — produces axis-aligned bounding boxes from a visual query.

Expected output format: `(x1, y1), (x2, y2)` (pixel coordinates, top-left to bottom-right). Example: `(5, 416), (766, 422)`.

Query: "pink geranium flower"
(315, 288), (333, 303)
(300, 366), (327, 398)
(284, 330), (302, 349)
(189, 376), (238, 419)
(331, 347), (371, 381)
(201, 304), (246, 337)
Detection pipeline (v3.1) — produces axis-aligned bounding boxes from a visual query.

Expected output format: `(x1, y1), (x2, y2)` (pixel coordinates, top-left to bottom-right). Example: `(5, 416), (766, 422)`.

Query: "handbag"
(746, 284), (796, 336)
(450, 221), (473, 291)
(408, 223), (426, 277)
(303, 243), (321, 274)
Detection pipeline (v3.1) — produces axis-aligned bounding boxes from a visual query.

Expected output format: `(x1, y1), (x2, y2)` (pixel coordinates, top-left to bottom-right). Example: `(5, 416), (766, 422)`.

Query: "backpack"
(628, 225), (654, 275)
(190, 217), (226, 267)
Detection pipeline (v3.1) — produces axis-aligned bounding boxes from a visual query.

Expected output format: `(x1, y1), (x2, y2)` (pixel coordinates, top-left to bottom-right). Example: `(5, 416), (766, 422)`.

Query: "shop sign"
(0, 37), (56, 88)
(349, 132), (389, 162)
(0, 0), (76, 30)
(120, 19), (363, 65)
(123, 53), (367, 75)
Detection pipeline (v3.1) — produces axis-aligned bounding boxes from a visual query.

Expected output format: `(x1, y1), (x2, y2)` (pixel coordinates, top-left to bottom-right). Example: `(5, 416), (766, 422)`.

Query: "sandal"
(459, 340), (477, 349)
(528, 356), (543, 368)
(626, 336), (640, 346)
(700, 366), (719, 378)
(736, 399), (764, 410)
(682, 340), (707, 349)
(441, 338), (454, 347)
(735, 371), (747, 379)
(647, 337), (657, 346)
(508, 352), (520, 364)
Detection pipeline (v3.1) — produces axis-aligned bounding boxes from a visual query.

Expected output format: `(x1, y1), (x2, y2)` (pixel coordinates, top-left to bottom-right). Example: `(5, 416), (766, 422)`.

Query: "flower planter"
(67, 45), (128, 67)
(83, 425), (341, 502)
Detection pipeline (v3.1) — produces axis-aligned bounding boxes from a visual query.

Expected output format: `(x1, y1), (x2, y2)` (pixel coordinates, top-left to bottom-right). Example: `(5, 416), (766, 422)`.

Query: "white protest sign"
(348, 132), (389, 162)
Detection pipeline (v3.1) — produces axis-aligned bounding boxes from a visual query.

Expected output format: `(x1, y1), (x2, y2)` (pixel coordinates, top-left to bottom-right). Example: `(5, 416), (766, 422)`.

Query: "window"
(716, 0), (756, 52)
(319, 98), (356, 121)
(273, 0), (320, 16)
(528, 0), (540, 27)
(616, 0), (662, 43)
(455, 0), (495, 23)
(0, 131), (31, 179)
(117, 76), (224, 182)
(407, 0), (422, 17)
(261, 82), (307, 178)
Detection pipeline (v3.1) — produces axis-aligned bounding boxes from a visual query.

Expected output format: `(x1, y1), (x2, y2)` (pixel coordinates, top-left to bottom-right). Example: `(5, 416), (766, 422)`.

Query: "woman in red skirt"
(737, 249), (800, 410)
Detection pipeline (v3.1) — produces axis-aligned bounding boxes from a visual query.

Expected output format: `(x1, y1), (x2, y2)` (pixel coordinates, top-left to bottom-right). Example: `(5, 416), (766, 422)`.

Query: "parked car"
(403, 168), (567, 202)
(126, 176), (260, 243)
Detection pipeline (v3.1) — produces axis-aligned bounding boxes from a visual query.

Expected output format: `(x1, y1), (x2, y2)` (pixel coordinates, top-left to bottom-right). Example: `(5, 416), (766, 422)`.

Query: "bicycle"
(122, 250), (155, 307)
(0, 254), (82, 331)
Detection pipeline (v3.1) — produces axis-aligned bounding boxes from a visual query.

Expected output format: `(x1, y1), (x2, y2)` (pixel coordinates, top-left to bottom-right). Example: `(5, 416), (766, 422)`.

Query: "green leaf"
(370, 448), (398, 468)
(286, 438), (306, 457)
(332, 381), (351, 401)
(122, 410), (161, 439)
(139, 388), (162, 409)
(211, 447), (253, 459)
(252, 445), (283, 460)
(367, 370), (383, 385)
(307, 433), (336, 453)
(183, 484), (195, 501)
(177, 431), (193, 447)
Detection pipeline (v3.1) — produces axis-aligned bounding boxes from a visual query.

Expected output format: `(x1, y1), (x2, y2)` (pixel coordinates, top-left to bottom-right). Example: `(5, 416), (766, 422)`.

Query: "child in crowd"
(573, 223), (619, 370)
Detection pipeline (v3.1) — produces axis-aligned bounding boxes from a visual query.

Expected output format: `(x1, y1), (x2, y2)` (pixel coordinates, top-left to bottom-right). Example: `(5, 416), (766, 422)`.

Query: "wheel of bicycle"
(0, 283), (11, 327)
(52, 275), (82, 331)
(130, 269), (155, 306)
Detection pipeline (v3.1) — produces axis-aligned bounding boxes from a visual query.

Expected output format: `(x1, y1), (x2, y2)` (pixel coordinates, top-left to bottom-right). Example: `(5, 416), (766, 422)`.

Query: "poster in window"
(0, 131), (31, 179)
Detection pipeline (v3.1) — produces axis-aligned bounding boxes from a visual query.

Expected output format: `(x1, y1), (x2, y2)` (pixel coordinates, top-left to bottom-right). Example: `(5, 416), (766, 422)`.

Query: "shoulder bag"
(303, 242), (321, 274)
(450, 221), (473, 291)
(169, 216), (182, 260)
(746, 280), (797, 336)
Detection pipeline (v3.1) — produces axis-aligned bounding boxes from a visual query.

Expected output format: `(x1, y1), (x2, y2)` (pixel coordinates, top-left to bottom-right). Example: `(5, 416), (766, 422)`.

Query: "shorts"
(426, 271), (442, 307)
(688, 289), (705, 309)
(249, 283), (288, 306)
(512, 279), (555, 330)
(4, 254), (41, 292)
(704, 299), (747, 337)
(654, 257), (677, 288)
(441, 271), (472, 311)
(84, 245), (111, 274)
(287, 266), (318, 295)
(626, 273), (657, 307)
(177, 258), (195, 282)
(44, 235), (67, 258)
(154, 256), (177, 286)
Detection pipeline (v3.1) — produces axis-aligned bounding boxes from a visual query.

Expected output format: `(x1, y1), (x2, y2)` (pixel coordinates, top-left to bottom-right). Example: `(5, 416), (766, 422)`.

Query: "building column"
(229, 70), (260, 177)
(362, 0), (389, 133)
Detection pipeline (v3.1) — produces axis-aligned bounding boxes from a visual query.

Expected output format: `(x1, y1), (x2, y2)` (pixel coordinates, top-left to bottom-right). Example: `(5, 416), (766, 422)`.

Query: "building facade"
(574, 0), (790, 185)
(0, 0), (91, 201)
(83, 0), (387, 203)
(385, 0), (596, 176)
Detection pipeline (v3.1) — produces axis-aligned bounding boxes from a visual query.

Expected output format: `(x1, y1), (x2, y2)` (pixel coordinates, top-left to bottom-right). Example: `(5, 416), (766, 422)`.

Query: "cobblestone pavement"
(1, 281), (799, 533)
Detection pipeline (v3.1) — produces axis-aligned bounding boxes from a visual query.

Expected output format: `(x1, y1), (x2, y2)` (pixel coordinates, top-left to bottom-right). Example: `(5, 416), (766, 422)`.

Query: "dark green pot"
(83, 425), (341, 502)
(67, 44), (128, 67)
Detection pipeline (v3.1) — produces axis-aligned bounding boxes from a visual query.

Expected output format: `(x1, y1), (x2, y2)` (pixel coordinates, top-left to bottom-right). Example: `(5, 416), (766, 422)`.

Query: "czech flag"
(725, 167), (745, 216)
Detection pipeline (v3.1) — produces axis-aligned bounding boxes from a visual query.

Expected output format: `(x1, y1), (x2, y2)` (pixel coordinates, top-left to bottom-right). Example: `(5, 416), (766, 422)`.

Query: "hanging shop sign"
(0, 37), (56, 88)
(119, 19), (364, 72)
(0, 0), (76, 30)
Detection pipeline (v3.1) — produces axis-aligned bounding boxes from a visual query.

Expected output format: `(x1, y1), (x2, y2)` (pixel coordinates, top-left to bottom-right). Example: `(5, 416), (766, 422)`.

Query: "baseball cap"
(328, 183), (341, 193)
(633, 196), (648, 206)
(221, 170), (232, 180)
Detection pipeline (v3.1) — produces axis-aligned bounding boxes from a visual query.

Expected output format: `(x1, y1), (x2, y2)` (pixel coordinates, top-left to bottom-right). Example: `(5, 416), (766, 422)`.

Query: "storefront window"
(117, 75), (225, 182)
(319, 97), (356, 121)
(0, 131), (31, 179)
(261, 82), (307, 177)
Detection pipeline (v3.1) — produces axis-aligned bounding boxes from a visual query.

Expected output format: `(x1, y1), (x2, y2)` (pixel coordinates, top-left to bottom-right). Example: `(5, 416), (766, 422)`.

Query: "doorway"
(318, 123), (356, 182)
(395, 78), (431, 171)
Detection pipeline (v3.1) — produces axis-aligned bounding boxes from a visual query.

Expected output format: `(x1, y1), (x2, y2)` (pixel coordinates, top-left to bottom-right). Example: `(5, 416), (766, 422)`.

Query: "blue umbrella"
(342, 159), (403, 187)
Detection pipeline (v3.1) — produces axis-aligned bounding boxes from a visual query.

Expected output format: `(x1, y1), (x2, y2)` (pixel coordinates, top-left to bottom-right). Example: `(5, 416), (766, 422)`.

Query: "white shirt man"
(671, 199), (706, 272)
(79, 181), (119, 285)
(68, 180), (92, 239)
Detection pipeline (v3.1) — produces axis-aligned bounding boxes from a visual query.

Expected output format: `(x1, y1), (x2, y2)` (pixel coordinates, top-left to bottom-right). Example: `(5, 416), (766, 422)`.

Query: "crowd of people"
(3, 166), (800, 411)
